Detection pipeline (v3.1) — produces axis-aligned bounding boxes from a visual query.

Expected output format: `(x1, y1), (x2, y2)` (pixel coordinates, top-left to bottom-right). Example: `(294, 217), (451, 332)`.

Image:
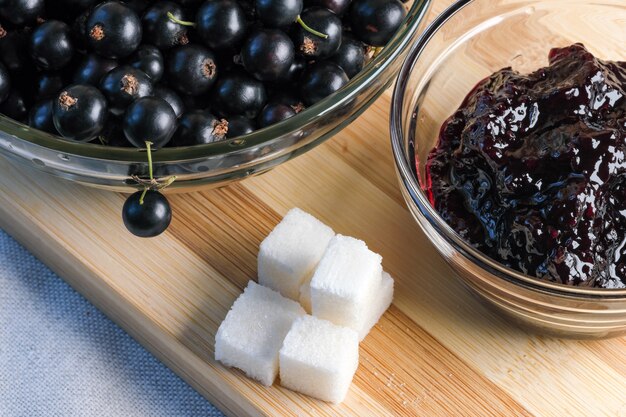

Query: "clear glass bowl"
(390, 0), (626, 338)
(0, 0), (431, 192)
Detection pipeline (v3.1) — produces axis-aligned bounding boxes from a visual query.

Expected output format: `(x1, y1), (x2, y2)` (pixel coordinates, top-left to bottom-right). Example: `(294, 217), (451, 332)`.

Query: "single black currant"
(241, 29), (294, 81)
(53, 84), (108, 141)
(258, 102), (296, 127)
(285, 57), (306, 82)
(166, 44), (218, 96)
(30, 20), (75, 71)
(304, 0), (351, 15)
(0, 0), (44, 26)
(329, 33), (366, 78)
(86, 1), (142, 59)
(268, 91), (305, 113)
(213, 71), (267, 118)
(123, 190), (172, 237)
(255, 0), (302, 29)
(100, 66), (153, 115)
(28, 99), (57, 133)
(226, 115), (256, 137)
(194, 0), (247, 51)
(73, 53), (118, 86)
(349, 0), (406, 46)
(35, 72), (66, 100)
(0, 29), (31, 73)
(123, 96), (177, 148)
(0, 89), (28, 121)
(299, 61), (348, 105)
(128, 45), (164, 82)
(0, 63), (10, 104)
(292, 7), (342, 59)
(142, 2), (189, 50)
(172, 110), (227, 146)
(153, 85), (184, 118)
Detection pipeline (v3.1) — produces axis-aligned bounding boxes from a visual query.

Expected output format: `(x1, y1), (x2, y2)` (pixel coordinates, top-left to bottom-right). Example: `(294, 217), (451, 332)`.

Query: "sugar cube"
(279, 315), (359, 403)
(358, 271), (394, 340)
(258, 208), (335, 300)
(215, 281), (305, 386)
(298, 280), (312, 313)
(310, 235), (383, 332)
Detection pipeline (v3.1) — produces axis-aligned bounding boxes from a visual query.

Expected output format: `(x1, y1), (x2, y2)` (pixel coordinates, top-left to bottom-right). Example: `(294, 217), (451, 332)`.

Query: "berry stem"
(296, 15), (328, 39)
(145, 140), (154, 181)
(139, 187), (148, 205)
(167, 11), (196, 27)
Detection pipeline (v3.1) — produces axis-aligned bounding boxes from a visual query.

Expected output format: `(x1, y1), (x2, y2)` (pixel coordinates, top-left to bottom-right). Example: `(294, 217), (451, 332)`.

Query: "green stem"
(139, 187), (148, 205)
(296, 15), (328, 39)
(145, 141), (154, 181)
(167, 11), (196, 27)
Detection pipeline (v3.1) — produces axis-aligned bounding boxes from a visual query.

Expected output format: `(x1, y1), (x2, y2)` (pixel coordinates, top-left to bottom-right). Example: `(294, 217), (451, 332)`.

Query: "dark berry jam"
(424, 44), (626, 289)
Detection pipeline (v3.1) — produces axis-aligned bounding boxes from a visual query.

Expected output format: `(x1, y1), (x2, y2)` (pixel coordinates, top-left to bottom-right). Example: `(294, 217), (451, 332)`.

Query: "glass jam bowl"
(0, 0), (431, 193)
(390, 0), (626, 338)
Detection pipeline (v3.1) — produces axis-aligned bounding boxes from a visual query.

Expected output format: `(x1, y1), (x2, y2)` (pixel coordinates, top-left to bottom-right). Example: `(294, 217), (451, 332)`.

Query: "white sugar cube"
(215, 281), (305, 386)
(310, 235), (383, 332)
(298, 280), (312, 313)
(358, 271), (394, 340)
(279, 315), (359, 403)
(258, 208), (335, 300)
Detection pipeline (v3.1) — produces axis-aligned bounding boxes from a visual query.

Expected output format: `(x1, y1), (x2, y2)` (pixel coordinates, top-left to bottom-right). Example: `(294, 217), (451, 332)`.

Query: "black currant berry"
(122, 190), (171, 237)
(241, 29), (294, 81)
(0, 0), (44, 26)
(304, 0), (351, 15)
(226, 115), (256, 137)
(0, 29), (31, 73)
(73, 53), (118, 86)
(300, 61), (348, 105)
(255, 0), (302, 28)
(166, 44), (217, 96)
(100, 66), (153, 115)
(195, 0), (247, 51)
(0, 89), (28, 121)
(258, 102), (296, 127)
(285, 57), (306, 82)
(172, 110), (228, 146)
(142, 1), (188, 50)
(213, 71), (267, 118)
(292, 7), (341, 59)
(86, 1), (142, 59)
(329, 33), (366, 78)
(53, 84), (108, 141)
(30, 20), (75, 71)
(28, 99), (57, 134)
(0, 63), (10, 104)
(35, 72), (65, 100)
(128, 45), (164, 82)
(123, 96), (177, 148)
(153, 85), (184, 118)
(268, 91), (305, 113)
(349, 0), (406, 46)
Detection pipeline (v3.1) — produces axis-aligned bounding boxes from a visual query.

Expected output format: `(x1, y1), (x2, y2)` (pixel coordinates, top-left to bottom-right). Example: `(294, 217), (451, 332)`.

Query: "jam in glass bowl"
(390, 0), (626, 338)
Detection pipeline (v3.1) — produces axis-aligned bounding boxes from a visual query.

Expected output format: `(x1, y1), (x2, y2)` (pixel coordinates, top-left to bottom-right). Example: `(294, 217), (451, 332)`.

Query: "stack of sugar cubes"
(215, 208), (393, 404)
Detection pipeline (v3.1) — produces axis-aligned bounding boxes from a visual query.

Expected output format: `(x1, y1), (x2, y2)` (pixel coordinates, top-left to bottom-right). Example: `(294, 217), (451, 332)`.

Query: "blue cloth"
(0, 230), (225, 417)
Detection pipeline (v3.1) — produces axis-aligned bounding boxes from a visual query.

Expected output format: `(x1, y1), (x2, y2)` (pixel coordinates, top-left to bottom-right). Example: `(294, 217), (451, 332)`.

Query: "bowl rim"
(390, 0), (626, 298)
(0, 0), (432, 163)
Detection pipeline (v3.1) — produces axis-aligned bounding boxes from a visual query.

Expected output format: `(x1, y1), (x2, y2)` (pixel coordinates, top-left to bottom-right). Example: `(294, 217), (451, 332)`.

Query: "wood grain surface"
(1, 1), (625, 416)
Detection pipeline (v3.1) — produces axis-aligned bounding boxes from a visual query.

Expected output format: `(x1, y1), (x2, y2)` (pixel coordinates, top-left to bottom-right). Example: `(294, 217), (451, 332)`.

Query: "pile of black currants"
(0, 0), (407, 236)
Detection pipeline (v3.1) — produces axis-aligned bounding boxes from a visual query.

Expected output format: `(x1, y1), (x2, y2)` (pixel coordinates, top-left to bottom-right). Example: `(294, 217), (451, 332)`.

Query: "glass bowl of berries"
(0, 0), (432, 194)
(391, 0), (626, 338)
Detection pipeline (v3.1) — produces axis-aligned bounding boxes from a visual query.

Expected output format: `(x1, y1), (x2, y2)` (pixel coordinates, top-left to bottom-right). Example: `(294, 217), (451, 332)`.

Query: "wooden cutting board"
(1, 2), (625, 415)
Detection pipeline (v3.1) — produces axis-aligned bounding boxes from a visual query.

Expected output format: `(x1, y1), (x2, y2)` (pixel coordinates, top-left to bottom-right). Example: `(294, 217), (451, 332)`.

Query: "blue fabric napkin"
(0, 230), (225, 417)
